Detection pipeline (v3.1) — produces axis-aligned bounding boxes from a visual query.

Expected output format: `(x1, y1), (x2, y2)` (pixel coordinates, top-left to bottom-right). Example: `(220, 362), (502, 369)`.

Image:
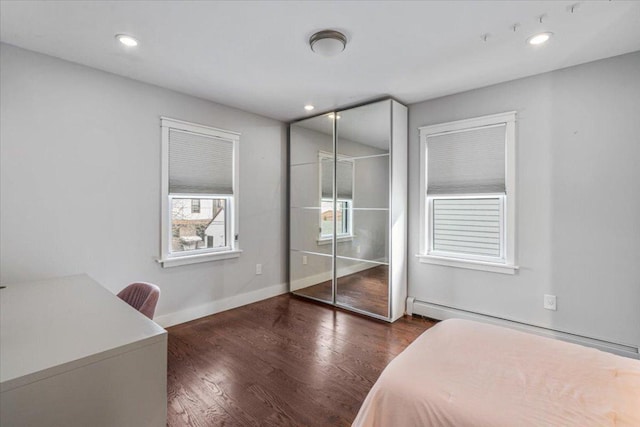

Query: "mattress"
(352, 319), (640, 427)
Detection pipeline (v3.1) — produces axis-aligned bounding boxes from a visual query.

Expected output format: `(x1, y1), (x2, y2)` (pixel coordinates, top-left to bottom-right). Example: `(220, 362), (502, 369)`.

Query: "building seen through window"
(171, 198), (226, 252)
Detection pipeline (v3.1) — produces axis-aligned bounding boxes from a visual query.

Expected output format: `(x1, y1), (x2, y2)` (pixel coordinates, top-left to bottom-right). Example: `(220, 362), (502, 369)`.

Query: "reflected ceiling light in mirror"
(304, 105), (315, 111)
(327, 113), (341, 120)
(116, 34), (138, 47)
(310, 30), (347, 57)
(527, 32), (553, 45)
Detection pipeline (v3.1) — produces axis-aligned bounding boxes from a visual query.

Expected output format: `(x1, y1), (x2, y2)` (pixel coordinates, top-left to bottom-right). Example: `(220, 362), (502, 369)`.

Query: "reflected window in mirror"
(320, 199), (352, 239)
(318, 151), (354, 243)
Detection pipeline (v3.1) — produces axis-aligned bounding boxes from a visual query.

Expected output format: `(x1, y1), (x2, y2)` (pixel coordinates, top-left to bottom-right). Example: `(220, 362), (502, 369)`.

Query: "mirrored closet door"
(289, 99), (407, 321)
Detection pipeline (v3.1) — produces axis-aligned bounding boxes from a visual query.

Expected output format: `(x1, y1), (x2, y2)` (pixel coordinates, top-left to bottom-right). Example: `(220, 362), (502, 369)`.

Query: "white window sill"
(316, 235), (354, 246)
(416, 254), (518, 275)
(158, 249), (242, 268)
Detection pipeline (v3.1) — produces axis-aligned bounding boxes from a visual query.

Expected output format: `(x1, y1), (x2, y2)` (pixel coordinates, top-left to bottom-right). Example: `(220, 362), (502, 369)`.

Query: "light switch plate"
(544, 294), (557, 311)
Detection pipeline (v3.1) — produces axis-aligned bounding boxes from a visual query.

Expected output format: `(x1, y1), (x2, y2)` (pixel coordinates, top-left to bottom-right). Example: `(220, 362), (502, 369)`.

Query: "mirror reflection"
(289, 100), (391, 318)
(335, 101), (390, 316)
(289, 114), (334, 304)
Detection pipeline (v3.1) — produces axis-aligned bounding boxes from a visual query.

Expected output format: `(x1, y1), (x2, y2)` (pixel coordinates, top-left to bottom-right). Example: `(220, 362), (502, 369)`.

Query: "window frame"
(317, 151), (355, 245)
(417, 112), (517, 274)
(159, 117), (241, 268)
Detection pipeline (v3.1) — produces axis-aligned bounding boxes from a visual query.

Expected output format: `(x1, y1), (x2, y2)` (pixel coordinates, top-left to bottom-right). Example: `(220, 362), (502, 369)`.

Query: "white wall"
(0, 43), (287, 326)
(408, 52), (640, 347)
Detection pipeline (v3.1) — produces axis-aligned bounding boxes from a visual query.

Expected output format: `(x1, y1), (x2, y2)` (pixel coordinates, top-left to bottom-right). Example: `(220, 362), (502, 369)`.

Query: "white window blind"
(432, 197), (502, 258)
(321, 157), (353, 199)
(169, 129), (234, 195)
(427, 124), (505, 194)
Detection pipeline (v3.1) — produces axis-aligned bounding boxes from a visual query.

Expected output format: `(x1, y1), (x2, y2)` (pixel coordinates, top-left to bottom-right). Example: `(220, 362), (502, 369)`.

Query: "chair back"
(117, 282), (160, 319)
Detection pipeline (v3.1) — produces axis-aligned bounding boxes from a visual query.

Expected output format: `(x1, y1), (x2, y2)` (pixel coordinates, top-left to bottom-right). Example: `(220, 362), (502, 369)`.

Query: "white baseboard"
(408, 298), (639, 359)
(155, 282), (288, 328)
(405, 296), (415, 316)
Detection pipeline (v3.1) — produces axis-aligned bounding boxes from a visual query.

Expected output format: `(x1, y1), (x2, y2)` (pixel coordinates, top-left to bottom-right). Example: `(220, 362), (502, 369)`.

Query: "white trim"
(390, 100), (408, 321)
(417, 111), (516, 134)
(160, 116), (240, 140)
(154, 282), (286, 327)
(419, 125), (427, 255)
(408, 299), (639, 359)
(416, 254), (518, 274)
(405, 296), (415, 316)
(158, 249), (242, 268)
(160, 123), (170, 265)
(505, 118), (516, 267)
(418, 111), (516, 272)
(232, 133), (240, 248)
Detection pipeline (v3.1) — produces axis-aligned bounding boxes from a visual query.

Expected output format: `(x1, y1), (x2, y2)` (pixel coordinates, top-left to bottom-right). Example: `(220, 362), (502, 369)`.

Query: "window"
(318, 151), (354, 243)
(320, 199), (352, 238)
(159, 117), (241, 267)
(191, 199), (201, 213)
(418, 112), (517, 274)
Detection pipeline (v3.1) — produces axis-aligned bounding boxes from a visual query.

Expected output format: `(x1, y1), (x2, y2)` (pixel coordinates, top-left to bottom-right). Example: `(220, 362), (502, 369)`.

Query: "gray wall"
(0, 44), (287, 325)
(408, 51), (640, 347)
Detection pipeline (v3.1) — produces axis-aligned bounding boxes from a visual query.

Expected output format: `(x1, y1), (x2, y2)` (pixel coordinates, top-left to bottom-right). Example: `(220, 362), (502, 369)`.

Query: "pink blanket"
(353, 319), (640, 427)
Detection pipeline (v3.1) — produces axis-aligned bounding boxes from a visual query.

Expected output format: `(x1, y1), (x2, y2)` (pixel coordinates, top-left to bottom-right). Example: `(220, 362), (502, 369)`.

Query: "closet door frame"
(288, 98), (406, 322)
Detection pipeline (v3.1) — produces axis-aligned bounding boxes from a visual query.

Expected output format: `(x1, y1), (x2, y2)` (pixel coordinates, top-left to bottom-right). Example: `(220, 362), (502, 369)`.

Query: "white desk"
(0, 275), (167, 426)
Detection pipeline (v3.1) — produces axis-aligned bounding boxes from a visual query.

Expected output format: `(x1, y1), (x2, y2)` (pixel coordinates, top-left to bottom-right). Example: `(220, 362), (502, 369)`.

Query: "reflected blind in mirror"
(169, 129), (234, 195)
(427, 124), (505, 194)
(321, 157), (353, 199)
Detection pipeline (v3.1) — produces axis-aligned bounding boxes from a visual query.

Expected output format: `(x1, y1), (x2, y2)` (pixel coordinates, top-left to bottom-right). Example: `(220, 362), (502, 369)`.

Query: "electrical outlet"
(256, 264), (262, 275)
(544, 294), (557, 311)
(356, 245), (361, 254)
(302, 255), (308, 265)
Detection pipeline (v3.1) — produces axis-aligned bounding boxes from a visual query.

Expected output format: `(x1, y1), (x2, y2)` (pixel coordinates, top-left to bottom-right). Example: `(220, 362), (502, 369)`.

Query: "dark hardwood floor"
(167, 294), (435, 426)
(293, 265), (389, 316)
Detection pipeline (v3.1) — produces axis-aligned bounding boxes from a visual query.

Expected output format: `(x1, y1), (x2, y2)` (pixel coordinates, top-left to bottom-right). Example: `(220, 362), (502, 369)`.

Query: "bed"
(353, 319), (640, 427)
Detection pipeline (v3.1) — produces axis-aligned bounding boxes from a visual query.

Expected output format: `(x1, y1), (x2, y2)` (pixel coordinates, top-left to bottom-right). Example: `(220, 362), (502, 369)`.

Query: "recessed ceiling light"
(527, 32), (553, 46)
(327, 113), (341, 120)
(304, 105), (315, 111)
(310, 30), (347, 57)
(116, 34), (138, 47)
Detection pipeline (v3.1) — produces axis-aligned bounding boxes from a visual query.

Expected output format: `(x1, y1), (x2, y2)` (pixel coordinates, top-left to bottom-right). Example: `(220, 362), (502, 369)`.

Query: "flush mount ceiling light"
(304, 105), (315, 111)
(527, 32), (553, 46)
(116, 34), (138, 47)
(310, 30), (347, 57)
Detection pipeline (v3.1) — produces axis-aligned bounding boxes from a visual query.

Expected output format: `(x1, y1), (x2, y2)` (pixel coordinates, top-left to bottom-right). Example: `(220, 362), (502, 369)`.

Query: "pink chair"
(117, 282), (160, 320)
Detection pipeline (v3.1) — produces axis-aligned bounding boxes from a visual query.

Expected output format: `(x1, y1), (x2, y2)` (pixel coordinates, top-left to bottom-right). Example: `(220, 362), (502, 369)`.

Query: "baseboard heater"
(406, 297), (639, 359)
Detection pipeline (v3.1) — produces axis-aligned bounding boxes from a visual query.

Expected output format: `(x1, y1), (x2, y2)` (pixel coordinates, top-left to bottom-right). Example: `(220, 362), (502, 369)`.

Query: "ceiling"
(1, 1), (639, 123)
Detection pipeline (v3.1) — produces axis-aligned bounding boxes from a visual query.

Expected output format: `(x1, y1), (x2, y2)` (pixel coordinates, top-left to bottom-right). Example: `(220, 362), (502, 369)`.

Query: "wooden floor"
(167, 294), (435, 426)
(293, 265), (389, 316)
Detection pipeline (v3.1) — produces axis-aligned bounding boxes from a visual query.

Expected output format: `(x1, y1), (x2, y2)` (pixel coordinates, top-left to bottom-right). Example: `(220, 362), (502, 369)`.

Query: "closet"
(289, 99), (407, 321)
